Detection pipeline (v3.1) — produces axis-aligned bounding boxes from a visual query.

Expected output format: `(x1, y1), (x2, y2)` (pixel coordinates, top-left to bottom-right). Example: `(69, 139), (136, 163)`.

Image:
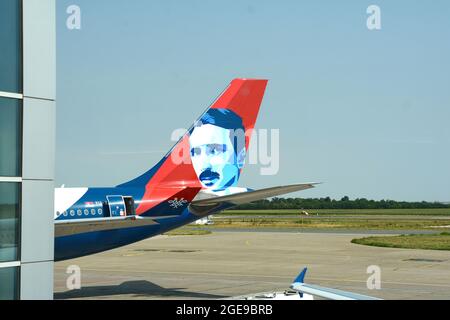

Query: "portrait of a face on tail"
(188, 108), (246, 191)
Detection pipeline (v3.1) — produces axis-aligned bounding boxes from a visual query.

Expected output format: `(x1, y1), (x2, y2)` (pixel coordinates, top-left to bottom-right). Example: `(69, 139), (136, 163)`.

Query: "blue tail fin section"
(294, 267), (308, 284)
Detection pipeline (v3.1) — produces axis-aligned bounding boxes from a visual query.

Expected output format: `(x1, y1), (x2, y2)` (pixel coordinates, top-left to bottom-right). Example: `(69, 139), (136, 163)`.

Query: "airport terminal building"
(0, 0), (55, 299)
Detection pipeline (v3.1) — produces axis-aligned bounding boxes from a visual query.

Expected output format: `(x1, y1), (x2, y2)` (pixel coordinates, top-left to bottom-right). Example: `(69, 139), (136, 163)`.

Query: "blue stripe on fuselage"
(54, 208), (201, 261)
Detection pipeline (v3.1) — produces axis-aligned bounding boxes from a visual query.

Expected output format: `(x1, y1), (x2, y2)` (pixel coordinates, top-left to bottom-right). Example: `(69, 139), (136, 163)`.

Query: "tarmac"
(54, 230), (450, 300)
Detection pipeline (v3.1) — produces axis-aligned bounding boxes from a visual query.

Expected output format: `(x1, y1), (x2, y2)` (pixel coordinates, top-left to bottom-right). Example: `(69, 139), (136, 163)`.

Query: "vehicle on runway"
(194, 216), (214, 225)
(54, 79), (317, 261)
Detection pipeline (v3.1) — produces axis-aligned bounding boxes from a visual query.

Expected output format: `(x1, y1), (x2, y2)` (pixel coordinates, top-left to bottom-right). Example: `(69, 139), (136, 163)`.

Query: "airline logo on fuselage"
(168, 198), (188, 209)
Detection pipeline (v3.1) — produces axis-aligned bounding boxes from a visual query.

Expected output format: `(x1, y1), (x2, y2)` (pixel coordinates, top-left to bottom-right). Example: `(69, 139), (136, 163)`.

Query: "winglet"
(294, 267), (308, 284)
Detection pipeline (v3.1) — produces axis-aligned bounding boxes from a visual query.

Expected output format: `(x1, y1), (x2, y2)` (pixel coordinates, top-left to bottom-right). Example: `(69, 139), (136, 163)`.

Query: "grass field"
(164, 228), (212, 236)
(203, 208), (450, 231)
(208, 217), (450, 230)
(177, 209), (450, 249)
(351, 233), (450, 251)
(224, 208), (450, 216)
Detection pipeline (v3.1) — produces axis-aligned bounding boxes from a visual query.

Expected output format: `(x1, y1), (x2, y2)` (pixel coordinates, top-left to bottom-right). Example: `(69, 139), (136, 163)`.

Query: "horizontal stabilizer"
(189, 183), (318, 215)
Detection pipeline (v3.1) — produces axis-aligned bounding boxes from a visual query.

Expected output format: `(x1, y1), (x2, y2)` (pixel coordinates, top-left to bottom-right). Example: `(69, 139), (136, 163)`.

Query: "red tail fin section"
(135, 79), (268, 214)
(210, 78), (268, 148)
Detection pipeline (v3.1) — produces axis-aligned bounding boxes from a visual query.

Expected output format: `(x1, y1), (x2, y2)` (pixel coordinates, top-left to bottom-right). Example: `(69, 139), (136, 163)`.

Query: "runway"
(54, 231), (450, 300)
(218, 215), (450, 220)
(190, 227), (439, 235)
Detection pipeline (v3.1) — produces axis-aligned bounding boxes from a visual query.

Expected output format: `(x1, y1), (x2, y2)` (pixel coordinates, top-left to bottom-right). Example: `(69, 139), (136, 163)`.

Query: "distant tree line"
(233, 196), (450, 210)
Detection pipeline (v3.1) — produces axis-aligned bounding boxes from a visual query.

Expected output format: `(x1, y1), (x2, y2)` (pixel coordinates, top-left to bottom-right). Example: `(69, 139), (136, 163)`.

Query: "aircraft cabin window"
(77, 209), (82, 216)
(98, 208), (103, 215)
(90, 209), (95, 215)
(70, 210), (75, 216)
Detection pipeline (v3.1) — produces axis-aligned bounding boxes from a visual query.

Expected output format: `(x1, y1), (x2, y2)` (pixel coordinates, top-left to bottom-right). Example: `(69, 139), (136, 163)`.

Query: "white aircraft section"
(228, 291), (314, 300)
(290, 282), (381, 300)
(227, 267), (381, 301)
(54, 187), (88, 218)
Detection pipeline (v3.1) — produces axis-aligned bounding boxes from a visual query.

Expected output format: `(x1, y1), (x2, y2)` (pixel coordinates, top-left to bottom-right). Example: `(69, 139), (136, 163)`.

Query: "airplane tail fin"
(294, 267), (308, 284)
(118, 78), (268, 214)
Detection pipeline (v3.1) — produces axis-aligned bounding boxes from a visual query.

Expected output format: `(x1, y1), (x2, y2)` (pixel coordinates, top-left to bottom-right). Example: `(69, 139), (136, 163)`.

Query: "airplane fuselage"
(53, 186), (209, 261)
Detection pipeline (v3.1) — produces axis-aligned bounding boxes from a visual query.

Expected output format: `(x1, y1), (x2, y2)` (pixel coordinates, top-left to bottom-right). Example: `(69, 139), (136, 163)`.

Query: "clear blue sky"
(55, 0), (450, 201)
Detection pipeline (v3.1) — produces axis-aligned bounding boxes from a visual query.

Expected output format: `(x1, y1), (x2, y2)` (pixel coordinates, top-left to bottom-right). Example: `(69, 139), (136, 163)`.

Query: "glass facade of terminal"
(0, 98), (21, 177)
(0, 183), (20, 263)
(0, 0), (22, 300)
(0, 267), (19, 300)
(0, 0), (22, 93)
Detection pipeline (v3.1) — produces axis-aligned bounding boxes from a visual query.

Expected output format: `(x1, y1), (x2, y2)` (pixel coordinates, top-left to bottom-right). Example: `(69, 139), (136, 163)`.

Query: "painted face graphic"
(189, 123), (243, 191)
